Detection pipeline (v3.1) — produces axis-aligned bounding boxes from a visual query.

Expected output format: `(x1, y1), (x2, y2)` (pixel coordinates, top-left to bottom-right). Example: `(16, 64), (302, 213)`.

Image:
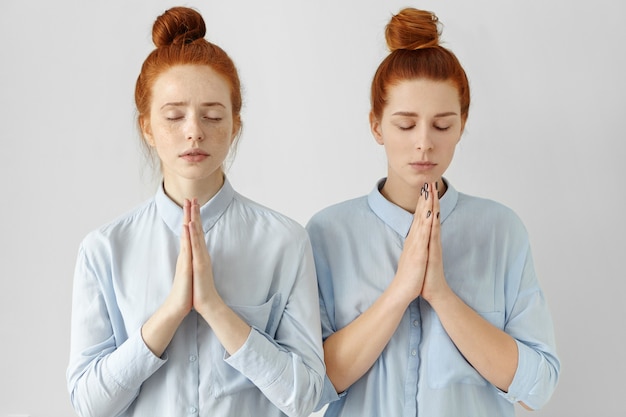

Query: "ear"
(369, 111), (384, 145)
(231, 115), (241, 144)
(457, 118), (467, 144)
(140, 115), (155, 147)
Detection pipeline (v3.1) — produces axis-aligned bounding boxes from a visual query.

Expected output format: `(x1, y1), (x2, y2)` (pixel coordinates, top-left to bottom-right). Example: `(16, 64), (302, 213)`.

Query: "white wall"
(1, 0), (624, 416)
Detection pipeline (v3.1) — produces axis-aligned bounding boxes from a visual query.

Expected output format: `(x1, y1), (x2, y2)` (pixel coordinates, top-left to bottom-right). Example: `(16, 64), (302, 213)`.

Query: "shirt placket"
(403, 299), (422, 416)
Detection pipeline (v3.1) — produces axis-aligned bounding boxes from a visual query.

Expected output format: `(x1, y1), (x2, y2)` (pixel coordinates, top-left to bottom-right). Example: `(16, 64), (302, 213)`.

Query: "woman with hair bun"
(307, 8), (560, 416)
(66, 7), (324, 417)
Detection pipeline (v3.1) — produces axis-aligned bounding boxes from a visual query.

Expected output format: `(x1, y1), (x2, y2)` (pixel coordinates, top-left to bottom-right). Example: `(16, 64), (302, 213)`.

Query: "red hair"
(371, 8), (470, 123)
(135, 7), (242, 133)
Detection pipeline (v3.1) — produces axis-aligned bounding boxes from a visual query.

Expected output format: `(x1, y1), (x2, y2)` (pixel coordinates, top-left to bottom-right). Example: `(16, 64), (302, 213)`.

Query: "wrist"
(423, 283), (455, 310)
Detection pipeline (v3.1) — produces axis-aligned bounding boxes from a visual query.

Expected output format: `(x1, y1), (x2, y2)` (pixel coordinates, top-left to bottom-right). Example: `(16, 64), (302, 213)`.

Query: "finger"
(177, 223), (192, 268)
(190, 198), (202, 231)
(183, 198), (191, 226)
(432, 181), (441, 225)
(411, 182), (434, 228)
(429, 181), (442, 257)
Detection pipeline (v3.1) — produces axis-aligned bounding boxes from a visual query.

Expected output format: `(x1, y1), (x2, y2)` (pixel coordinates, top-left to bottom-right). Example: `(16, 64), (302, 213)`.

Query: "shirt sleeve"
(66, 242), (166, 417)
(498, 243), (560, 409)
(306, 217), (343, 410)
(224, 235), (325, 417)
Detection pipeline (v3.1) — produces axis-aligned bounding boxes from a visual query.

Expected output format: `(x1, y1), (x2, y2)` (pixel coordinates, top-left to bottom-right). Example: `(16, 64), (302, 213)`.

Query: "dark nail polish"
(425, 190), (429, 200)
(425, 183), (429, 191)
(435, 181), (439, 191)
(420, 187), (424, 196)
(427, 210), (431, 218)
(437, 212), (440, 219)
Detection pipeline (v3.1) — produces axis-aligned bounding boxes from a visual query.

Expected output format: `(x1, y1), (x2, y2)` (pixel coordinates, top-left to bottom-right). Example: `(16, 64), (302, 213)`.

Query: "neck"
(162, 173), (225, 207)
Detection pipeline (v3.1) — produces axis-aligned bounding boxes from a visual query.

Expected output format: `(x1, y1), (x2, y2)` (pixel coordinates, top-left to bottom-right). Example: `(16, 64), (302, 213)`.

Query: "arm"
(68, 201), (194, 417)
(189, 200), (324, 416)
(421, 189), (518, 392)
(67, 247), (167, 417)
(323, 183), (435, 393)
(187, 198), (251, 354)
(423, 190), (559, 408)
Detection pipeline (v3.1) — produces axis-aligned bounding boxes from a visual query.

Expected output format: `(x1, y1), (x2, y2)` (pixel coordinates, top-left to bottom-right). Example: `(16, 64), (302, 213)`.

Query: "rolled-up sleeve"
(500, 244), (560, 409)
(225, 236), (325, 417)
(67, 242), (165, 417)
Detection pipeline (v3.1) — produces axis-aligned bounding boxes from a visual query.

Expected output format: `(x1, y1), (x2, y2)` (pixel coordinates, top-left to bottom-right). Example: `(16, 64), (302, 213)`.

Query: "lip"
(180, 148), (209, 162)
(409, 161), (436, 171)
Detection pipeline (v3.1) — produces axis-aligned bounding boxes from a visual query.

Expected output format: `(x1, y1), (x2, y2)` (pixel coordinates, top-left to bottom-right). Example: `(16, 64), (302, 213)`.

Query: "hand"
(187, 198), (223, 318)
(392, 182), (435, 302)
(421, 182), (451, 303)
(165, 199), (194, 318)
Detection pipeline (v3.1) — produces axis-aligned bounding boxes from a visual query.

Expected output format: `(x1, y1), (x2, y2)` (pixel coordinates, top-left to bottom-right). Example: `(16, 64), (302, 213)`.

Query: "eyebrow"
(391, 111), (458, 118)
(160, 102), (226, 110)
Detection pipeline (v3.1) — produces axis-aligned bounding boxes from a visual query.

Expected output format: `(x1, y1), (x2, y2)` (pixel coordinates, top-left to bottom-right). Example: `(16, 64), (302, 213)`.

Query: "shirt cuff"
(498, 339), (536, 404)
(314, 373), (342, 411)
(104, 329), (167, 391)
(224, 326), (284, 389)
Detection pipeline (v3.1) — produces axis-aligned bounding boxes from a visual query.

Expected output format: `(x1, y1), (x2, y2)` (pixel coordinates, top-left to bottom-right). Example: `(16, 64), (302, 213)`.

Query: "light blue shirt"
(67, 179), (324, 417)
(307, 179), (560, 417)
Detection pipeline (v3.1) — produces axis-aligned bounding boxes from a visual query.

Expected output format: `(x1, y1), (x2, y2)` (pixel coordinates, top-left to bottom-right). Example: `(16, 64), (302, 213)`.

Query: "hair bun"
(152, 6), (206, 48)
(385, 8), (440, 51)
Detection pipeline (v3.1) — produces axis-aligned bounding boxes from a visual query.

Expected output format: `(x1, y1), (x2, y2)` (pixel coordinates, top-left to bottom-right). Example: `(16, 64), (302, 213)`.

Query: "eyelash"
(397, 125), (450, 131)
(165, 116), (222, 122)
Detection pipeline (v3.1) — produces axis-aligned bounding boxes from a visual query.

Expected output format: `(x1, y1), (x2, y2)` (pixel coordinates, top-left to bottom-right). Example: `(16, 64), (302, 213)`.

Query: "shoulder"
(80, 198), (156, 252)
(307, 196), (370, 230)
(230, 192), (309, 241)
(454, 192), (529, 241)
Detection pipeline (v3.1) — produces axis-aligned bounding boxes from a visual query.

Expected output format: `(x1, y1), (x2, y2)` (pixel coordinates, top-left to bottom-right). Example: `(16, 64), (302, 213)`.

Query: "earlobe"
(369, 112), (384, 145)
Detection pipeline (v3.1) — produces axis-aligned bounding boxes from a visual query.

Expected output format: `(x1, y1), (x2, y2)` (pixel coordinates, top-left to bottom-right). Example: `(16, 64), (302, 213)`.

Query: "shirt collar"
(367, 177), (458, 238)
(155, 177), (235, 236)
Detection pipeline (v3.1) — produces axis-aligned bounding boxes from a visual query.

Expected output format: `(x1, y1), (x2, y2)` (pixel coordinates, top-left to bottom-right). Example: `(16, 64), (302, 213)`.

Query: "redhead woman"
(307, 8), (560, 417)
(66, 7), (324, 417)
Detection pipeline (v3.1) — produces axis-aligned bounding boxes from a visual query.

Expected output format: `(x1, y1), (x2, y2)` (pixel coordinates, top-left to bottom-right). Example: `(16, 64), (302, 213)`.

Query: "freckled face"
(371, 78), (463, 198)
(141, 65), (238, 187)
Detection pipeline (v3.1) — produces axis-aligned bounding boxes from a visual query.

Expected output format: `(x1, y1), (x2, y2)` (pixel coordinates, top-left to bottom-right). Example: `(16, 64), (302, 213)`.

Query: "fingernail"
(425, 183), (429, 191)
(425, 190), (429, 200)
(437, 212), (440, 219)
(420, 187), (424, 196)
(427, 210), (431, 218)
(435, 181), (439, 191)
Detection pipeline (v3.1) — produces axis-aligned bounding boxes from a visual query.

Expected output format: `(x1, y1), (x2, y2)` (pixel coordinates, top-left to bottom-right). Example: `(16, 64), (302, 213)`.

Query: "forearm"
(427, 289), (518, 391)
(68, 331), (165, 417)
(324, 279), (413, 393)
(141, 298), (187, 357)
(226, 329), (324, 417)
(197, 296), (251, 355)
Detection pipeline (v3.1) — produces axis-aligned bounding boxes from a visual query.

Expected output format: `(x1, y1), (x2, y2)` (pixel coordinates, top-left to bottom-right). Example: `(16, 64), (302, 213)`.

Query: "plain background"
(1, 0), (624, 416)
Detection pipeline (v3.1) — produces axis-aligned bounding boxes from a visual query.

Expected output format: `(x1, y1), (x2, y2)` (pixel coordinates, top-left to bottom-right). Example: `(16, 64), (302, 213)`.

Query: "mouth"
(180, 148), (209, 162)
(409, 161), (436, 167)
(180, 148), (209, 157)
(409, 161), (436, 171)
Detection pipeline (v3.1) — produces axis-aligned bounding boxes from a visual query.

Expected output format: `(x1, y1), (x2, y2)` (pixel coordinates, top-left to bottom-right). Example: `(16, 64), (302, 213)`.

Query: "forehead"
(151, 64), (232, 107)
(385, 78), (460, 114)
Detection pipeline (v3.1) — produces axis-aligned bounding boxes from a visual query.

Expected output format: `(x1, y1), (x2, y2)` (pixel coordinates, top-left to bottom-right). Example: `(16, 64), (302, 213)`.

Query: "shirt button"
(189, 355), (197, 362)
(189, 406), (198, 413)
(411, 349), (417, 356)
(413, 320), (419, 327)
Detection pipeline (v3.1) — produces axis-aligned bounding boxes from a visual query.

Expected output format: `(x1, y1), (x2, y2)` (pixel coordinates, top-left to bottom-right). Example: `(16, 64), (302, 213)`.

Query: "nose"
(414, 125), (433, 151)
(185, 116), (204, 141)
